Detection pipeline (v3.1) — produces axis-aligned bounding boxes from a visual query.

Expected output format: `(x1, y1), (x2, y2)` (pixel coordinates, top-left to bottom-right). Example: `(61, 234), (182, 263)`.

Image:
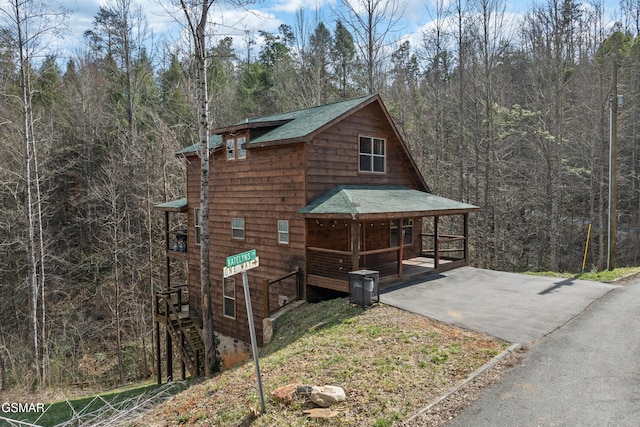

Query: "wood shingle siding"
(305, 104), (425, 203)
(159, 94), (477, 358)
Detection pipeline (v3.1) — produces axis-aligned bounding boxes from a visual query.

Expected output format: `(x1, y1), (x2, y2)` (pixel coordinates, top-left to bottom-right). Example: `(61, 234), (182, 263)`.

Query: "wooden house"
(153, 94), (478, 381)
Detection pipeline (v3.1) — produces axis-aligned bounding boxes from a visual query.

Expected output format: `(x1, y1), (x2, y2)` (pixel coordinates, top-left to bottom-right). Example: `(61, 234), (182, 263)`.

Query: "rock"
(309, 385), (346, 408)
(296, 385), (314, 396)
(303, 408), (339, 418)
(270, 383), (302, 403)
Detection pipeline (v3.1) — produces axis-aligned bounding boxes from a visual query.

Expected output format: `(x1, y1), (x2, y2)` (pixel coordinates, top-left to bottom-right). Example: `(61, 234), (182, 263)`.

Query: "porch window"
(194, 208), (201, 245)
(226, 136), (247, 160)
(278, 220), (289, 244)
(390, 218), (413, 246)
(359, 136), (385, 173)
(223, 278), (236, 319)
(232, 217), (245, 240)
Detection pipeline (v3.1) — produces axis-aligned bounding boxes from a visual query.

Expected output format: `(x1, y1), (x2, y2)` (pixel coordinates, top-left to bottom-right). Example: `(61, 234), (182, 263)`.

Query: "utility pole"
(608, 60), (619, 271)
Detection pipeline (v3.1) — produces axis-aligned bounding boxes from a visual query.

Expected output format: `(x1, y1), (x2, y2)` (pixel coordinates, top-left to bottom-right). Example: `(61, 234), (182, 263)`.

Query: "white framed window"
(278, 220), (289, 244)
(359, 136), (385, 173)
(390, 218), (413, 246)
(237, 136), (247, 159)
(223, 278), (236, 319)
(226, 136), (247, 160)
(231, 217), (245, 240)
(194, 208), (201, 245)
(226, 138), (235, 160)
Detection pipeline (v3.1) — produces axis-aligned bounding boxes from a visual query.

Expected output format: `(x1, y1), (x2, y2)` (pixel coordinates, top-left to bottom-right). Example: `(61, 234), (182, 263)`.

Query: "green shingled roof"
(176, 134), (223, 156)
(154, 198), (188, 212)
(175, 95), (377, 155)
(298, 186), (479, 218)
(243, 94), (376, 145)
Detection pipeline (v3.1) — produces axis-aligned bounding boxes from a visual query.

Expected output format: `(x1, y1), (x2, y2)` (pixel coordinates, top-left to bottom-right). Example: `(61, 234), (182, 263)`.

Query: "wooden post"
(434, 216), (440, 269)
(263, 279), (270, 319)
(398, 227), (405, 277)
(295, 267), (301, 301)
(155, 296), (161, 384)
(166, 297), (172, 382)
(463, 213), (469, 264)
(351, 221), (361, 272)
(165, 212), (170, 291)
(180, 332), (186, 380)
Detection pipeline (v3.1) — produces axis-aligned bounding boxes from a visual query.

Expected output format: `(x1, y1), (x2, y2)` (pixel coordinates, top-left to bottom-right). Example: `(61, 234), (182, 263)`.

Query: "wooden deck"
(377, 256), (463, 287)
(307, 256), (465, 293)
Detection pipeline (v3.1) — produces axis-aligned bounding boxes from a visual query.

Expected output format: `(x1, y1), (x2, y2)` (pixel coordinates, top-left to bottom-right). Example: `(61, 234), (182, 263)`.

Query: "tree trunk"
(181, 0), (219, 376)
(16, 8), (41, 386)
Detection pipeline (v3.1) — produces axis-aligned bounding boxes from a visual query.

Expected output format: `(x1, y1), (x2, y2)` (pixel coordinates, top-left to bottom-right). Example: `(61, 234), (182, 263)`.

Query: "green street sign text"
(226, 249), (257, 268)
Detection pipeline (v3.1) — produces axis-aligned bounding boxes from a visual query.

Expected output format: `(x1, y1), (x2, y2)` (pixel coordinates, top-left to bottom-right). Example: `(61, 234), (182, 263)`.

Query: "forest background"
(1, 0), (640, 393)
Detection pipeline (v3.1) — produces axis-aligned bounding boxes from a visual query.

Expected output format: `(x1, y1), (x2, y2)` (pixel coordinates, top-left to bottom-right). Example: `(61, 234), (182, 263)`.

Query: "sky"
(50, 0), (623, 65)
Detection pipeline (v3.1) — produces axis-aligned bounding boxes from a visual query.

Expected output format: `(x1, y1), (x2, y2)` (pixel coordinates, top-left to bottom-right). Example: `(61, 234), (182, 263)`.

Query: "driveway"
(443, 277), (640, 427)
(380, 266), (618, 343)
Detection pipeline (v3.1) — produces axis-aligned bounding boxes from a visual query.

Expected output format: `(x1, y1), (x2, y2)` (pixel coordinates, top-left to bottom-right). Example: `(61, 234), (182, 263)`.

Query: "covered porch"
(298, 186), (479, 293)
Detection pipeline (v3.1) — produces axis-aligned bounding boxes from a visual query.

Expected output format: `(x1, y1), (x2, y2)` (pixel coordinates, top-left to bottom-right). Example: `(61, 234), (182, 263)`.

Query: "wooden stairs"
(155, 287), (205, 378)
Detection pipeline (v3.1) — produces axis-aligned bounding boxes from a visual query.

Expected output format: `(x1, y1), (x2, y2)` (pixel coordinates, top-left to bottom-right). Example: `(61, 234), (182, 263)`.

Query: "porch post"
(155, 317), (161, 384)
(463, 213), (469, 264)
(351, 221), (361, 271)
(165, 211), (170, 291)
(166, 303), (173, 381)
(434, 216), (440, 269)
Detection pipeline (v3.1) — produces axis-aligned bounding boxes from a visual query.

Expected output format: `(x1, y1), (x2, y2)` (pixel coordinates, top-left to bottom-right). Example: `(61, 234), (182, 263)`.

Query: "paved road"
(381, 266), (617, 343)
(446, 278), (640, 427)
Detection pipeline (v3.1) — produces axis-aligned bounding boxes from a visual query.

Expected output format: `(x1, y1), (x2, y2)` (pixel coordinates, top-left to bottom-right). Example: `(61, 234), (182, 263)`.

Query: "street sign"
(223, 256), (259, 278)
(222, 249), (265, 413)
(225, 249), (257, 268)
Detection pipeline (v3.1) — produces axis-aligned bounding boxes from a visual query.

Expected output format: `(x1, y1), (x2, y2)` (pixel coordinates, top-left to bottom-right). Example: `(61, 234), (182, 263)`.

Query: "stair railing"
(155, 287), (203, 377)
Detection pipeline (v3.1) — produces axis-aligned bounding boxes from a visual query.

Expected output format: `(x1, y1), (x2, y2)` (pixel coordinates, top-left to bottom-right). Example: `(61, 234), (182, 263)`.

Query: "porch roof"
(298, 186), (479, 219)
(153, 198), (188, 212)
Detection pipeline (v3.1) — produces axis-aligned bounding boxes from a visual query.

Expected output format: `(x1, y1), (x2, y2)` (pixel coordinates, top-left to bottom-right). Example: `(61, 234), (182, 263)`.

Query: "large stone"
(309, 385), (346, 408)
(270, 383), (302, 403)
(303, 408), (339, 418)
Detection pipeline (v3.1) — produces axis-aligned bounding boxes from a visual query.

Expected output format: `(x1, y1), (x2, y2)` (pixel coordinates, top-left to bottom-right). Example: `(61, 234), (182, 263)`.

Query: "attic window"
(359, 136), (385, 173)
(226, 136), (247, 160)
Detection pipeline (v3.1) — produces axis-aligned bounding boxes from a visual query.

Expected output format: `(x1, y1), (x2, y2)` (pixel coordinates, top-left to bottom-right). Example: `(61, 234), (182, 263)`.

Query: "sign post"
(224, 250), (265, 414)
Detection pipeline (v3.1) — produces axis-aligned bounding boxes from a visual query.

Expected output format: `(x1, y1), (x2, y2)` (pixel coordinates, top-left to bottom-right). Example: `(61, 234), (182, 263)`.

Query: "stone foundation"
(216, 333), (250, 370)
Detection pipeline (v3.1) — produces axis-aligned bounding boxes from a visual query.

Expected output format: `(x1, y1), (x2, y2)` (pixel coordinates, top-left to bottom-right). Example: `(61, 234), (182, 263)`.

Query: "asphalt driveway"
(442, 278), (640, 427)
(380, 266), (618, 343)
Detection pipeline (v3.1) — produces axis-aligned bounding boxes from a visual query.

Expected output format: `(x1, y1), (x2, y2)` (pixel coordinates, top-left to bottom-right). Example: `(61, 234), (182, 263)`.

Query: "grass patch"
(138, 298), (508, 426)
(1, 381), (187, 426)
(525, 266), (640, 283)
(574, 267), (640, 282)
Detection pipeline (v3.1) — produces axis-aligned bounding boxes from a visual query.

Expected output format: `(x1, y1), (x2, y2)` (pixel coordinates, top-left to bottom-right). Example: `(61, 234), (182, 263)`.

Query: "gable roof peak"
(214, 94), (380, 145)
(176, 94), (382, 156)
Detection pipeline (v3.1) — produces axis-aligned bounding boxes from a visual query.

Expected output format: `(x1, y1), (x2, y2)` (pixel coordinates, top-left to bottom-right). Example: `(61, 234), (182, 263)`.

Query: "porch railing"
(262, 267), (301, 318)
(166, 229), (188, 259)
(421, 233), (466, 262)
(154, 285), (188, 320)
(306, 246), (404, 287)
(154, 285), (204, 378)
(307, 247), (352, 282)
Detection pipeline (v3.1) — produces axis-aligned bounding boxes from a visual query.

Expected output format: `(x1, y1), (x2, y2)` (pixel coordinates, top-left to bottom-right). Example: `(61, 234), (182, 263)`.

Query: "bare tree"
(0, 0), (67, 387)
(178, 0), (218, 376)
(335, 0), (405, 94)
